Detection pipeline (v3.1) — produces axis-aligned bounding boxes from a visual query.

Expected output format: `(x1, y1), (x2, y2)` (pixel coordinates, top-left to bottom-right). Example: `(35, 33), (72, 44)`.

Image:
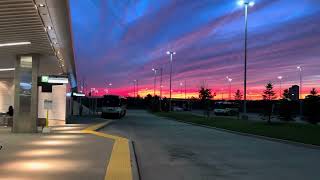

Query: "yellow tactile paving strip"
(82, 122), (133, 180)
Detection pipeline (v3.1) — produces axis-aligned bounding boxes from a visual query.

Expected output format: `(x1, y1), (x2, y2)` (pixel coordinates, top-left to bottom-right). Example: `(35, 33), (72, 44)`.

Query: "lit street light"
(152, 68), (158, 97)
(278, 76), (283, 99)
(145, 87), (148, 95)
(297, 66), (303, 99)
(167, 51), (176, 111)
(108, 82), (112, 94)
(238, 0), (255, 117)
(226, 76), (233, 100)
(180, 82), (183, 98)
(159, 67), (163, 111)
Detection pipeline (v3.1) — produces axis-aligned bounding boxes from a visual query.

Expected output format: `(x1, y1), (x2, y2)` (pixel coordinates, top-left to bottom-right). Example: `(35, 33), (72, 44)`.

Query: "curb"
(130, 141), (142, 180)
(162, 118), (320, 150)
(83, 120), (139, 180)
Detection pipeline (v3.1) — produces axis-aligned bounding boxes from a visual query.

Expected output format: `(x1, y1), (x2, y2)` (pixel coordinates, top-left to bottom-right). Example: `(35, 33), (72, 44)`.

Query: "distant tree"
(151, 95), (160, 112)
(283, 89), (290, 99)
(199, 87), (213, 101)
(162, 97), (169, 112)
(199, 86), (213, 114)
(144, 94), (153, 101)
(261, 82), (276, 124)
(310, 88), (318, 96)
(278, 89), (295, 122)
(234, 89), (243, 101)
(262, 82), (277, 100)
(144, 94), (153, 107)
(304, 88), (320, 124)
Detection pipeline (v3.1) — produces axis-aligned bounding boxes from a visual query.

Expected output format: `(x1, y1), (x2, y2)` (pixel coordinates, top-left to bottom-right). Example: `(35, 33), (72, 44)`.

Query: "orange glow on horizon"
(86, 86), (313, 100)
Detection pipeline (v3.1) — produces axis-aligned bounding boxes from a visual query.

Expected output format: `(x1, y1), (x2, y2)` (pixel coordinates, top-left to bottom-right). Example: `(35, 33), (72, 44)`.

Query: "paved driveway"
(101, 110), (320, 180)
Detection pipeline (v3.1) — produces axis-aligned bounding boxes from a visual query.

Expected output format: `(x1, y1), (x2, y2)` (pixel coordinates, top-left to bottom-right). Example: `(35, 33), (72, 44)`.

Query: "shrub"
(278, 99), (295, 121)
(304, 89), (320, 124)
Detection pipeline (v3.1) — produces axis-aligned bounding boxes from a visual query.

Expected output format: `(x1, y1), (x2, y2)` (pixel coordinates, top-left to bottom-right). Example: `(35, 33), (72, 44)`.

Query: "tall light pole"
(278, 76), (283, 99)
(238, 0), (255, 116)
(133, 80), (136, 97)
(226, 76), (232, 100)
(297, 66), (303, 117)
(152, 68), (158, 97)
(133, 80), (139, 97)
(133, 79), (139, 97)
(184, 80), (187, 99)
(180, 82), (183, 98)
(136, 80), (139, 97)
(221, 88), (224, 100)
(159, 68), (163, 111)
(145, 88), (148, 95)
(167, 51), (176, 111)
(108, 82), (112, 94)
(297, 66), (303, 99)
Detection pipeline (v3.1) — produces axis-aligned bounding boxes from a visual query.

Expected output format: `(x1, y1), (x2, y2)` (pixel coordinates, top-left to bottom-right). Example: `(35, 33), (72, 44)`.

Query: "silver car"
(101, 95), (127, 119)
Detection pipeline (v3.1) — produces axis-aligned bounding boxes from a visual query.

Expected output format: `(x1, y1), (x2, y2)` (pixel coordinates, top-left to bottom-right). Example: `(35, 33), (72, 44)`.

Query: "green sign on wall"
(41, 76), (49, 83)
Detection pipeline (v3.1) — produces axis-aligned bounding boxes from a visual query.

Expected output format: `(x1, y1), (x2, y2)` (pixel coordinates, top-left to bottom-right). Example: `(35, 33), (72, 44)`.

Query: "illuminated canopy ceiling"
(0, 0), (77, 88)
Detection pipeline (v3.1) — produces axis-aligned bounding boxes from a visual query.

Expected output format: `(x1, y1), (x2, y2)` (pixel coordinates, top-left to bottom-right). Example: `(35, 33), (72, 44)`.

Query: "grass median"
(153, 111), (320, 146)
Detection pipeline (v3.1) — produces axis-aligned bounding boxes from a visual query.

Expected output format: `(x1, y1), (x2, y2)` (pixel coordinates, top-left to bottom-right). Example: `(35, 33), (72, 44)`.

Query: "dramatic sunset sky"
(69, 0), (320, 99)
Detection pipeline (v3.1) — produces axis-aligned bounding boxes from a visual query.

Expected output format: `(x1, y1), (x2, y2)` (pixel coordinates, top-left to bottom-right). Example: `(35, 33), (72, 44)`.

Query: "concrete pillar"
(12, 55), (39, 133)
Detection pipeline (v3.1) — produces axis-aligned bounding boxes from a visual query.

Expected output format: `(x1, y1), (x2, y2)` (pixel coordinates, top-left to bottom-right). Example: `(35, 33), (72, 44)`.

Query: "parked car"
(101, 95), (127, 119)
(214, 102), (239, 116)
(173, 106), (184, 112)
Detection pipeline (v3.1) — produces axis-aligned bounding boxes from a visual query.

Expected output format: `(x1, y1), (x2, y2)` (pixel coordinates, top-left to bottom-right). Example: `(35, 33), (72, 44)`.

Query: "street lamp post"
(159, 68), (163, 111)
(221, 88), (224, 100)
(226, 76), (232, 100)
(133, 80), (136, 97)
(184, 80), (187, 99)
(180, 82), (183, 98)
(152, 68), (158, 97)
(108, 82), (112, 94)
(136, 80), (139, 97)
(297, 66), (303, 117)
(133, 79), (139, 97)
(238, 0), (255, 117)
(278, 76), (283, 99)
(167, 51), (176, 111)
(297, 66), (303, 99)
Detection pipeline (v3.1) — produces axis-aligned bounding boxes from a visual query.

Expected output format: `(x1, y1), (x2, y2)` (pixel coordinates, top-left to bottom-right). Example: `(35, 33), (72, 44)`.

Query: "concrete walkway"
(0, 123), (114, 180)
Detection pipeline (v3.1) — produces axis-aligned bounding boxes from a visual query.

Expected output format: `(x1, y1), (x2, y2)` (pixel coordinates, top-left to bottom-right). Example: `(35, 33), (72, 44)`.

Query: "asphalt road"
(101, 110), (320, 180)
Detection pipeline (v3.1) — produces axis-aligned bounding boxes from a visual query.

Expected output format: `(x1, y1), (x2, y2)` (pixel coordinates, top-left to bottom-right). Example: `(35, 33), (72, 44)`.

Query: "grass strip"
(154, 112), (320, 146)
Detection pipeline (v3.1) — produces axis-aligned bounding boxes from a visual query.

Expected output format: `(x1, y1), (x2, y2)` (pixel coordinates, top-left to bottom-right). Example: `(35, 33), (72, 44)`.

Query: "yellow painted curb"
(82, 122), (133, 180)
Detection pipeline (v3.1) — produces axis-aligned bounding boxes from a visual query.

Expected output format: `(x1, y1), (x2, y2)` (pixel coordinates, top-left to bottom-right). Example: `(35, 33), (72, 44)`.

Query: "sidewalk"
(0, 121), (114, 180)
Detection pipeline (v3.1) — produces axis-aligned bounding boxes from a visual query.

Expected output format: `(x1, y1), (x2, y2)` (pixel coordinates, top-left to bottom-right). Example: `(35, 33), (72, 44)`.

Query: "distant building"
(289, 85), (299, 101)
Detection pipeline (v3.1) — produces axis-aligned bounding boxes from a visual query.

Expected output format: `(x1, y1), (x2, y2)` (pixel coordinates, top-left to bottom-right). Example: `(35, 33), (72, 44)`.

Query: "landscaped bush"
(303, 93), (320, 124)
(278, 99), (295, 121)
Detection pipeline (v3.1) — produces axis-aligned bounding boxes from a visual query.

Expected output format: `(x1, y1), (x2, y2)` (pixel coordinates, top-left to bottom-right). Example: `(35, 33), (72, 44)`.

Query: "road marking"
(82, 122), (133, 180)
